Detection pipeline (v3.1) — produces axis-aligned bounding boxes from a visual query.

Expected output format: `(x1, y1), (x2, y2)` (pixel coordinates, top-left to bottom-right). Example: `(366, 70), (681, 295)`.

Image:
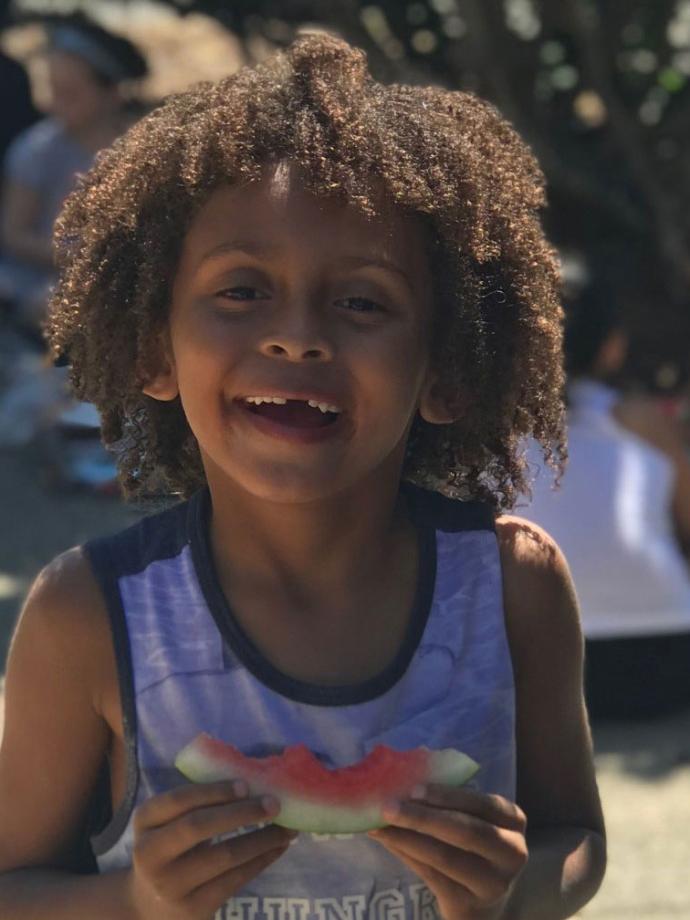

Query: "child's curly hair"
(46, 32), (565, 512)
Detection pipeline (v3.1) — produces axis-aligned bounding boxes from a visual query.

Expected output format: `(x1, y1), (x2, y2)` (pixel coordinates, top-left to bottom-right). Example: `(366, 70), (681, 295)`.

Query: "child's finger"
(406, 785), (527, 832)
(183, 843), (291, 918)
(371, 827), (512, 904)
(134, 794), (280, 867)
(153, 823), (295, 902)
(374, 837), (468, 908)
(133, 781), (245, 833)
(379, 802), (528, 871)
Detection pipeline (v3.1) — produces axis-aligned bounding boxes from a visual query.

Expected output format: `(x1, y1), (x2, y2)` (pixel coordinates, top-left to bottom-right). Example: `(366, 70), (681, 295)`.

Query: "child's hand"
(127, 780), (295, 920)
(368, 785), (528, 920)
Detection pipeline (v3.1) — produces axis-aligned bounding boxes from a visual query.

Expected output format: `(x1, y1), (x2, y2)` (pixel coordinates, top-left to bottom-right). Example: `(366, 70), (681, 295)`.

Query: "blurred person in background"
(0, 12), (148, 337)
(0, 14), (38, 323)
(0, 45), (38, 185)
(0, 13), (147, 493)
(0, 33), (37, 414)
(523, 280), (690, 721)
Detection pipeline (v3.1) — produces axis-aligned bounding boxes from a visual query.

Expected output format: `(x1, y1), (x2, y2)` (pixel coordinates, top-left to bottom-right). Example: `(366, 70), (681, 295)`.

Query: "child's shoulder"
(12, 545), (113, 692)
(494, 514), (582, 661)
(495, 513), (567, 572)
(8, 494), (196, 703)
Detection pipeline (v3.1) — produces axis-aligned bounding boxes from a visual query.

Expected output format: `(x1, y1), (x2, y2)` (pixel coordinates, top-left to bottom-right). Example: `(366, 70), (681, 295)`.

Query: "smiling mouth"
(237, 397), (341, 429)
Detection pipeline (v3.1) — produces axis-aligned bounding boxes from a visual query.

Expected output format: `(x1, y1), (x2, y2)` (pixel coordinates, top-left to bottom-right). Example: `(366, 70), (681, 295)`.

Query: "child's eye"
(336, 296), (384, 314)
(217, 286), (268, 301)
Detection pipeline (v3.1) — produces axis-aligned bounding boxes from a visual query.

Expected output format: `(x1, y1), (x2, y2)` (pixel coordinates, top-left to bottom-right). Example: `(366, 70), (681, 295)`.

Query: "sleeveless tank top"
(522, 380), (690, 639)
(84, 483), (515, 919)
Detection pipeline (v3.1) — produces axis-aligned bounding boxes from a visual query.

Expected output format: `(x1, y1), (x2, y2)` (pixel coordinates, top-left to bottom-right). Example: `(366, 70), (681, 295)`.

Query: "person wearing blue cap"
(0, 12), (147, 334)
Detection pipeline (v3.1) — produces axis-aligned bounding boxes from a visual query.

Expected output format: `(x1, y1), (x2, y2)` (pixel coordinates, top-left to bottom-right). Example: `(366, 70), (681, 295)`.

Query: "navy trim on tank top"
(188, 484), (492, 707)
(84, 537), (140, 856)
(189, 487), (438, 706)
(84, 498), (190, 856)
(401, 481), (496, 533)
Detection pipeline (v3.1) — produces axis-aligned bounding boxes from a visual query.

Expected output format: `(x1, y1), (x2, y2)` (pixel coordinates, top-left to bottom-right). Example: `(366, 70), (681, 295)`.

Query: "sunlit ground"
(580, 715), (690, 918)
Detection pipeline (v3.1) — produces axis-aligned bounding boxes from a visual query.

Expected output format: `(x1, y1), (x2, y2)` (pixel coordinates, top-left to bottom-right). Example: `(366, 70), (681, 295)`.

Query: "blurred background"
(1, 1), (689, 917)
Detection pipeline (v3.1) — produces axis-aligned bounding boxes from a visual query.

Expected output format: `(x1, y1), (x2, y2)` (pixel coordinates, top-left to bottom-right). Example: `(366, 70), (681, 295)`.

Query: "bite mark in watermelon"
(175, 733), (479, 834)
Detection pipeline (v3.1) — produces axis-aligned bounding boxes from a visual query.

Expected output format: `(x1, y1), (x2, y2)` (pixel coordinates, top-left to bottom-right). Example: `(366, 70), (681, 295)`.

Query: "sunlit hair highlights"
(46, 33), (566, 511)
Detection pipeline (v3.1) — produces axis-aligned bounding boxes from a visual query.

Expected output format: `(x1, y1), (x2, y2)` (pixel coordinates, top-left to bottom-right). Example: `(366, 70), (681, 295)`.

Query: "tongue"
(251, 400), (334, 428)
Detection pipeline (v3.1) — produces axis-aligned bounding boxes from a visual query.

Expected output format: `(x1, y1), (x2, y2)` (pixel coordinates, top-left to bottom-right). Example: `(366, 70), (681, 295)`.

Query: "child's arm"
(367, 517), (606, 919)
(0, 548), (134, 916)
(0, 549), (294, 919)
(494, 516), (606, 918)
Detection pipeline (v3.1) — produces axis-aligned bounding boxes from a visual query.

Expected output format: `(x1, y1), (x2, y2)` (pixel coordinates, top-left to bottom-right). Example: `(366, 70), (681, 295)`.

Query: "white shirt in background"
(519, 379), (690, 639)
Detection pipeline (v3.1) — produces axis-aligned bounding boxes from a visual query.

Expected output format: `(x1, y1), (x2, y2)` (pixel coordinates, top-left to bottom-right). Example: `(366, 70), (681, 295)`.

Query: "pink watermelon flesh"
(174, 733), (479, 833)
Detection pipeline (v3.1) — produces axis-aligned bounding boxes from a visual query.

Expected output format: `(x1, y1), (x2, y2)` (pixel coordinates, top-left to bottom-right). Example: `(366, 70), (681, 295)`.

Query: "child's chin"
(232, 464), (352, 505)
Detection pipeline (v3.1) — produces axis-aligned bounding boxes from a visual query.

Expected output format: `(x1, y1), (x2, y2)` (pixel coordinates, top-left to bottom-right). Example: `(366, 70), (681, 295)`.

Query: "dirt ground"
(0, 442), (689, 918)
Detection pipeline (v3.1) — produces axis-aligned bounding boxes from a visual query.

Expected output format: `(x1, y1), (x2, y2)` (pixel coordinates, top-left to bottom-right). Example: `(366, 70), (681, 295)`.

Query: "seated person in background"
(0, 45), (38, 179)
(0, 31), (38, 317)
(0, 12), (147, 335)
(522, 282), (690, 721)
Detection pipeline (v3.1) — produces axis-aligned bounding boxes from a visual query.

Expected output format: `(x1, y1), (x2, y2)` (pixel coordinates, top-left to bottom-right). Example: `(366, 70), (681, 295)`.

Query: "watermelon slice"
(175, 733), (479, 833)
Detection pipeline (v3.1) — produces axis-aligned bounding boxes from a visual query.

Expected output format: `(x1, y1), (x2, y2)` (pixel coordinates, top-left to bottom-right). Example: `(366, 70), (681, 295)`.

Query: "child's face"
(147, 164), (448, 504)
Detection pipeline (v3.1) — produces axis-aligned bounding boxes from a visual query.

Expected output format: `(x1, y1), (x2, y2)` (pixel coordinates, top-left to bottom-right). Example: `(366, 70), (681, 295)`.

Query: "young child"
(0, 34), (605, 920)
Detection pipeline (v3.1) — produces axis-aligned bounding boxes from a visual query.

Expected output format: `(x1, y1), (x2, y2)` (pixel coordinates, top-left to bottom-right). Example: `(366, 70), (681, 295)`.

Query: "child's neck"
(204, 469), (419, 684)
(207, 471), (409, 605)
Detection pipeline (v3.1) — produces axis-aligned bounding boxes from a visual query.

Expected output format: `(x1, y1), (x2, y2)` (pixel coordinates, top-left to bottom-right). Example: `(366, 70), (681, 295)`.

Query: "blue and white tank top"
(84, 483), (515, 919)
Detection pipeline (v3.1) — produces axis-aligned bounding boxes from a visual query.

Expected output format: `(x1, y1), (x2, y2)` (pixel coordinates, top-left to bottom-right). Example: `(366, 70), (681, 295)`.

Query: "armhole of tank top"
(487, 525), (519, 718)
(84, 539), (140, 859)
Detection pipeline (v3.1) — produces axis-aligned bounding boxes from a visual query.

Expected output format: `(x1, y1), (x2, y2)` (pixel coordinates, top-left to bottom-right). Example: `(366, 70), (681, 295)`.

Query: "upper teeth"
(244, 396), (341, 414)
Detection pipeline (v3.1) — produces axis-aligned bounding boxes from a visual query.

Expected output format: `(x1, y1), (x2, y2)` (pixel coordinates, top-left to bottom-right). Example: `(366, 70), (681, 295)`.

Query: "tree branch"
(560, 0), (690, 291)
(453, 1), (645, 232)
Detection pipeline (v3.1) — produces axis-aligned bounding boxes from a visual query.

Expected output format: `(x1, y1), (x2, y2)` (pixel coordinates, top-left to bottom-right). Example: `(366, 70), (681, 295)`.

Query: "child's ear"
(142, 336), (179, 402)
(418, 373), (462, 425)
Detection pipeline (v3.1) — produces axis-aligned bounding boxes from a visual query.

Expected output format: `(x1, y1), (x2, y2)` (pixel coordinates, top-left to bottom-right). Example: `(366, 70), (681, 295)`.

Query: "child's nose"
(257, 315), (334, 362)
(260, 340), (331, 360)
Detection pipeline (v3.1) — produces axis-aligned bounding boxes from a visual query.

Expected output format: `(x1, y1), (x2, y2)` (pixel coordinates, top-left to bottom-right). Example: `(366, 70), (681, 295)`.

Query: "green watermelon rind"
(175, 737), (479, 834)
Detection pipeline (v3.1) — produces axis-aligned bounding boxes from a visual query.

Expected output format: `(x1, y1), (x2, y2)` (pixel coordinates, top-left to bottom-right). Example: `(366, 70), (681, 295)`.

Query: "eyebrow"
(337, 255), (414, 290)
(197, 242), (414, 290)
(197, 240), (279, 266)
